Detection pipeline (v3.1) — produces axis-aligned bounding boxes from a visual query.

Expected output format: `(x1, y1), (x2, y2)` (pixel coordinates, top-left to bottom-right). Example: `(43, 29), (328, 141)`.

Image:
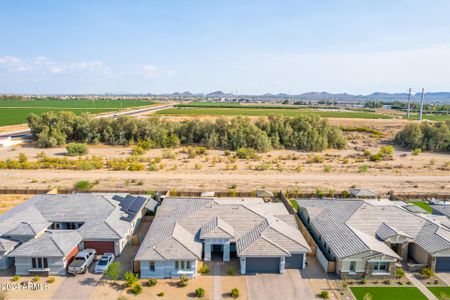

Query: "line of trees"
(27, 112), (346, 152)
(395, 121), (450, 152)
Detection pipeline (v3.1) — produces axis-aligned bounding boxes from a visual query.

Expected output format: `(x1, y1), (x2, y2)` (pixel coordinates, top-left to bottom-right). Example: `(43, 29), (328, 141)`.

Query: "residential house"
(135, 197), (310, 278)
(0, 193), (149, 275)
(297, 199), (450, 278)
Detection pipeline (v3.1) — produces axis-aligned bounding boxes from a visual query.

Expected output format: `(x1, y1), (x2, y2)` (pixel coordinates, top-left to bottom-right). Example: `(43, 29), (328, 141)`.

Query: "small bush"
(236, 148), (258, 159)
(124, 271), (139, 287)
(384, 279), (391, 285)
(148, 162), (159, 171)
(412, 148), (422, 156)
(137, 140), (153, 150)
(128, 161), (145, 171)
(195, 287), (205, 298)
(320, 290), (330, 299)
(32, 275), (40, 282)
(395, 267), (405, 278)
(147, 278), (158, 287)
(358, 164), (369, 173)
(199, 264), (209, 274)
(66, 143), (88, 156)
(162, 149), (176, 159)
(132, 146), (145, 156)
(323, 165), (332, 173)
(231, 288), (240, 298)
(157, 291), (165, 297)
(47, 276), (55, 284)
(224, 150), (231, 156)
(74, 180), (94, 191)
(369, 154), (382, 162)
(421, 267), (434, 278)
(11, 275), (20, 282)
(255, 163), (271, 171)
(130, 283), (143, 295)
(194, 163), (203, 170)
(306, 154), (324, 164)
(227, 267), (236, 275)
(179, 275), (189, 287)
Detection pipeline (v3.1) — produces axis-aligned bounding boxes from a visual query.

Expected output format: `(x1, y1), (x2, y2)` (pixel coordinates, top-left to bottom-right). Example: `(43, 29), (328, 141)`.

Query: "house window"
(150, 261), (155, 272)
(373, 262), (389, 273)
(175, 261), (191, 271)
(31, 258), (48, 269)
(349, 261), (356, 272)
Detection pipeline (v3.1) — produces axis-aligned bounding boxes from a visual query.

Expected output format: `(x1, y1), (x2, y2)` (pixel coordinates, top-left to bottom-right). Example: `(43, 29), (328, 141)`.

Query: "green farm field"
(0, 98), (158, 126)
(406, 113), (450, 121)
(156, 107), (393, 119)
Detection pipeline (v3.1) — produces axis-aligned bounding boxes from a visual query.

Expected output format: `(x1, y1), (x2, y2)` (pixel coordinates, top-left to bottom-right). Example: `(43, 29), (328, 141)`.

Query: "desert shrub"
(74, 180), (94, 191)
(306, 154), (324, 163)
(199, 264), (209, 274)
(341, 190), (350, 198)
(105, 262), (121, 282)
(236, 147), (258, 159)
(47, 276), (55, 284)
(66, 143), (88, 156)
(128, 161), (145, 171)
(157, 291), (165, 297)
(224, 150), (231, 156)
(147, 278), (158, 287)
(421, 267), (434, 278)
(323, 165), (332, 173)
(124, 271), (139, 287)
(255, 163), (271, 171)
(137, 139), (153, 150)
(194, 163), (203, 170)
(11, 275), (20, 282)
(395, 267), (405, 278)
(228, 267), (236, 275)
(412, 148), (422, 156)
(179, 275), (189, 287)
(162, 149), (176, 159)
(107, 159), (128, 171)
(132, 146), (145, 156)
(358, 164), (369, 173)
(369, 154), (382, 162)
(195, 287), (205, 298)
(130, 283), (143, 295)
(32, 275), (40, 282)
(230, 288), (240, 299)
(320, 290), (330, 299)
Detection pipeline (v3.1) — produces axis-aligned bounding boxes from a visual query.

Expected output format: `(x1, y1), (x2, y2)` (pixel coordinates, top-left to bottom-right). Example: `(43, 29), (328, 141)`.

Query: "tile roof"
(430, 205), (450, 218)
(135, 197), (310, 261)
(298, 199), (450, 259)
(0, 238), (18, 254)
(1, 193), (149, 258)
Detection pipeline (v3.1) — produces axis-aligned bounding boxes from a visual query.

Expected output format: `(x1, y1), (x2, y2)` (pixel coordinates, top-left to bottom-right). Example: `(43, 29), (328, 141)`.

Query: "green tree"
(104, 262), (121, 282)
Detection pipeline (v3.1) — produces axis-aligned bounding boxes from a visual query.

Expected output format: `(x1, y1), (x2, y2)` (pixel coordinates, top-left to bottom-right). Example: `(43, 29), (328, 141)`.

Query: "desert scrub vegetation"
(74, 180), (94, 191)
(340, 126), (384, 138)
(27, 112), (345, 152)
(66, 142), (88, 156)
(395, 121), (450, 152)
(0, 153), (103, 170)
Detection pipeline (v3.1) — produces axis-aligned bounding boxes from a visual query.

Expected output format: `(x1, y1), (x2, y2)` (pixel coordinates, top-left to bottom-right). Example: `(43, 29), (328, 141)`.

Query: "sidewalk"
(405, 271), (437, 300)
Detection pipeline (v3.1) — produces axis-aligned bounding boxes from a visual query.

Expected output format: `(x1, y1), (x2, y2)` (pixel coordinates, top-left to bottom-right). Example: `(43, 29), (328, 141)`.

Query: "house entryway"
(211, 244), (224, 261)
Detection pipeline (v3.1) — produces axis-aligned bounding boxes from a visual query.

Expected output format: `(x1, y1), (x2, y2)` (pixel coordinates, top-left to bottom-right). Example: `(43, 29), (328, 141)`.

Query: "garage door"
(84, 241), (115, 255)
(435, 257), (450, 272)
(285, 254), (304, 269)
(246, 257), (280, 274)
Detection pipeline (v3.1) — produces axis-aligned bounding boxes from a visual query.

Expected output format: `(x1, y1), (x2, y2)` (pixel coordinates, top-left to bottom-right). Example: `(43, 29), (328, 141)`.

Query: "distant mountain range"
(4, 91), (450, 103)
(158, 91), (450, 103)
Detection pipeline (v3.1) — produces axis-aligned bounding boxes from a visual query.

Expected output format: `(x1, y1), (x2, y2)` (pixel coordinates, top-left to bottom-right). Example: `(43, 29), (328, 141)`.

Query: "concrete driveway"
(246, 269), (315, 300)
(52, 264), (102, 300)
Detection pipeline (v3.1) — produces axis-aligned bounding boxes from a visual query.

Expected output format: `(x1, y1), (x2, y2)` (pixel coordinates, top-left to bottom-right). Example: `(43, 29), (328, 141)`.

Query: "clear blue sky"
(1, 0), (450, 94)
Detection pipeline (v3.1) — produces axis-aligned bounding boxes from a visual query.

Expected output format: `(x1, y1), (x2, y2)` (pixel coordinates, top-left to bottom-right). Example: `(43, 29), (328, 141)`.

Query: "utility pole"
(419, 88), (425, 121)
(407, 88), (412, 118)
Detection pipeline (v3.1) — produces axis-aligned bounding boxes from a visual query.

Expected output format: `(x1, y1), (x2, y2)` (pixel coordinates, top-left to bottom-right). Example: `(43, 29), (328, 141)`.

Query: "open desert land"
(0, 116), (448, 196)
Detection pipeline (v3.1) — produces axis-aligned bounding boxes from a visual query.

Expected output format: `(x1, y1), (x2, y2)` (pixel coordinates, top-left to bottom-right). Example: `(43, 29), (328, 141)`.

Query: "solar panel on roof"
(127, 196), (147, 213)
(112, 195), (124, 202)
(120, 195), (135, 211)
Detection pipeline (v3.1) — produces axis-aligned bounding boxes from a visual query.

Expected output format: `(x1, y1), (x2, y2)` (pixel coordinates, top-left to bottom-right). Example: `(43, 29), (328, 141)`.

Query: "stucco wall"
(14, 257), (66, 275)
(140, 260), (198, 278)
(409, 243), (430, 265)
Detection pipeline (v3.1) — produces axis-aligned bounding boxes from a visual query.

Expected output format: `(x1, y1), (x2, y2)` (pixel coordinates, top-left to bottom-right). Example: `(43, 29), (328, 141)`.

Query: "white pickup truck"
(68, 249), (96, 274)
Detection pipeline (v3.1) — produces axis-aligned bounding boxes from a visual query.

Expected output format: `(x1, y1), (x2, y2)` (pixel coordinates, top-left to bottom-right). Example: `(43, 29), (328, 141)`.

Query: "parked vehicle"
(68, 249), (96, 274)
(94, 253), (115, 273)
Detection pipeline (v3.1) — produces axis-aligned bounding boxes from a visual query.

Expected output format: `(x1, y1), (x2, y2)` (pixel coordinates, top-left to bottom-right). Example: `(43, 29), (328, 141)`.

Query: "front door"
(349, 261), (356, 273)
